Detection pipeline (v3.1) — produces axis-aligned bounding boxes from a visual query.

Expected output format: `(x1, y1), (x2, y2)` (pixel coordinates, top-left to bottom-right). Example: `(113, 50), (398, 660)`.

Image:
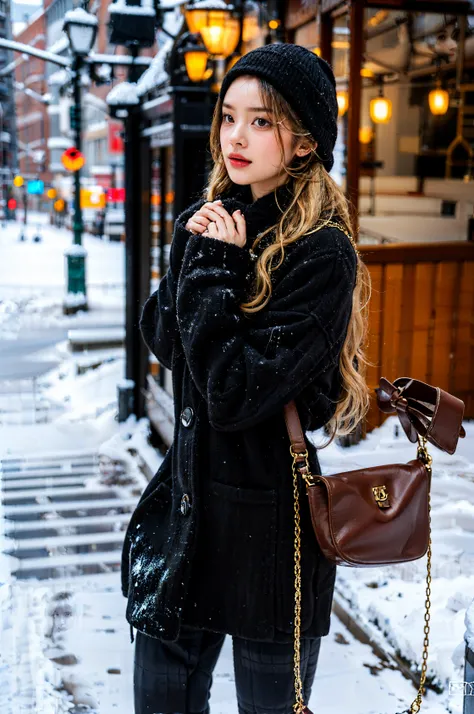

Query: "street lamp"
(184, 0), (240, 59)
(63, 8), (98, 56)
(62, 7), (98, 313)
(180, 32), (211, 82)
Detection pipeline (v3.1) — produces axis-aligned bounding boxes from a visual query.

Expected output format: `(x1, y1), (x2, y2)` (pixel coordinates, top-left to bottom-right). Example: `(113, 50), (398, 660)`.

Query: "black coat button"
(180, 494), (191, 516)
(181, 406), (194, 427)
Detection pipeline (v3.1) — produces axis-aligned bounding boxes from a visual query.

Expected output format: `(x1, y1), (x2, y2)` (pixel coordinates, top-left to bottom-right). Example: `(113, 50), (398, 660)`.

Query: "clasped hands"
(185, 200), (247, 248)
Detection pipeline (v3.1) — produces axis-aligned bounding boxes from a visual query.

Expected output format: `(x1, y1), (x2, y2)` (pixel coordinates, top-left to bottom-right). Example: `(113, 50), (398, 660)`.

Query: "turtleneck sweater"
(212, 181), (295, 256)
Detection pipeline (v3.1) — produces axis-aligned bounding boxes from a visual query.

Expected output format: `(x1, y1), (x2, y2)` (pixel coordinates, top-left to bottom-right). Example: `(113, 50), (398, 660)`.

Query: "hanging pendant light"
(337, 90), (348, 117)
(370, 84), (392, 124)
(359, 126), (374, 145)
(429, 81), (449, 116)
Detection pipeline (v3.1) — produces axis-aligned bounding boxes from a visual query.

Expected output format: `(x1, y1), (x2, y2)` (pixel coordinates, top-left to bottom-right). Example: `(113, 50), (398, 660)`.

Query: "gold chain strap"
(408, 436), (433, 714)
(291, 446), (313, 714)
(291, 437), (432, 714)
(307, 219), (360, 257)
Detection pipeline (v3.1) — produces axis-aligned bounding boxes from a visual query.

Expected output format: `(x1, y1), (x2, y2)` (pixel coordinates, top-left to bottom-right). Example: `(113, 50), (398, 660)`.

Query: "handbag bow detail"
(375, 376), (466, 455)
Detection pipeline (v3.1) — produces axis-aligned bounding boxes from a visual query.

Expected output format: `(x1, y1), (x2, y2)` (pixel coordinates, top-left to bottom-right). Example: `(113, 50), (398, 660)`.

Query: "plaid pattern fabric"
(133, 626), (321, 714)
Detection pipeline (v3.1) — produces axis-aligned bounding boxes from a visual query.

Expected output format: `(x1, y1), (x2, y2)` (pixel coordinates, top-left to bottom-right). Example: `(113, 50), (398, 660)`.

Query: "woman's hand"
(185, 200), (246, 248)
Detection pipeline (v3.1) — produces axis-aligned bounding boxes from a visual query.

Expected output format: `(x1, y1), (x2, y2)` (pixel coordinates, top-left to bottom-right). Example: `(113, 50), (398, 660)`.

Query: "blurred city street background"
(1, 0), (474, 712)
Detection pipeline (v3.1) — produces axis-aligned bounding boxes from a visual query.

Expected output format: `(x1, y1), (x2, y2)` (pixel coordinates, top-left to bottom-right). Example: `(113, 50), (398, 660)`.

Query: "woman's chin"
(227, 171), (251, 185)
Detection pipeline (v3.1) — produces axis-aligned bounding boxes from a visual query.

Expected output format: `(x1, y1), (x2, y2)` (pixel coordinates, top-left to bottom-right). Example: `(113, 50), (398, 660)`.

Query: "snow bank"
(109, 0), (156, 16)
(189, 0), (231, 9)
(136, 37), (172, 97)
(64, 7), (98, 26)
(106, 81), (139, 106)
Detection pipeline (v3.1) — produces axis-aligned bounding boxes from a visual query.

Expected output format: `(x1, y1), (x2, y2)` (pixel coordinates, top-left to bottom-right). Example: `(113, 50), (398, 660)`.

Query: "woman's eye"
(221, 114), (270, 127)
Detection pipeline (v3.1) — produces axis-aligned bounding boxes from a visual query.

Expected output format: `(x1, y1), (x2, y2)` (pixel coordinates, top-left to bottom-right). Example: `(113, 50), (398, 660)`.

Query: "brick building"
(14, 8), (51, 185)
(0, 0), (17, 212)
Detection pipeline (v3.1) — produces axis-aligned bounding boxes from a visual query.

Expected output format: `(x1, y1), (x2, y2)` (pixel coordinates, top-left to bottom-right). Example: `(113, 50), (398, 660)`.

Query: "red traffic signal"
(7, 198), (17, 210)
(62, 147), (85, 172)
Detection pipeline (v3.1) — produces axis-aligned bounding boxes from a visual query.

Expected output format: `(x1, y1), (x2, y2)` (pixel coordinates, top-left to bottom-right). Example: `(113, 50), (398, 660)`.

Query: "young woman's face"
(434, 24), (458, 60)
(220, 76), (312, 200)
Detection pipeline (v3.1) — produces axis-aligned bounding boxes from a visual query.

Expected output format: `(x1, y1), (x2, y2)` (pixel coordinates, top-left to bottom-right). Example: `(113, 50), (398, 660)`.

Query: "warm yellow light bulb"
(359, 127), (374, 144)
(337, 90), (348, 117)
(184, 50), (209, 82)
(370, 95), (392, 124)
(428, 87), (449, 116)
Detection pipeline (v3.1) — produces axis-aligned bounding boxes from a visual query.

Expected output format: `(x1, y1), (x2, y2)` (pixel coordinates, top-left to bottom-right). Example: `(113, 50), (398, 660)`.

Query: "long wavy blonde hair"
(205, 76), (371, 444)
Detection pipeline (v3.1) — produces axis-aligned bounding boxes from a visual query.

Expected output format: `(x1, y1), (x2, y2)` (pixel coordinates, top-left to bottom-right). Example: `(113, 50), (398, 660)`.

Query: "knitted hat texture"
(219, 43), (338, 172)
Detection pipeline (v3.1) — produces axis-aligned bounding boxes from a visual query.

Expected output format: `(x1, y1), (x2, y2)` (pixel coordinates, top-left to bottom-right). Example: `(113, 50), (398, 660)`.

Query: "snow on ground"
(0, 213), (124, 339)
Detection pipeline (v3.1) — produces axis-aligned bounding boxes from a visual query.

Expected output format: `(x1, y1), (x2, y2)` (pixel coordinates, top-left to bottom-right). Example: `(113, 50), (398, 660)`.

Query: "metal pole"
(124, 108), (140, 416)
(64, 54), (88, 313)
(463, 641), (474, 712)
(158, 145), (167, 391)
(72, 55), (82, 248)
(346, 1), (364, 241)
(23, 183), (27, 227)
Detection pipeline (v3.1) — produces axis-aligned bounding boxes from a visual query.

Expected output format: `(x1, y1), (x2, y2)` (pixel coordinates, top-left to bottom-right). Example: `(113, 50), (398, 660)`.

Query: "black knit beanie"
(219, 43), (338, 173)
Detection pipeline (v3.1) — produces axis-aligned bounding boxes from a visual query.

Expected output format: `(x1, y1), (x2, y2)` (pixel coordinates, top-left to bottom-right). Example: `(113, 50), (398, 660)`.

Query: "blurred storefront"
(313, 0), (474, 427)
(117, 0), (474, 427)
(316, 1), (474, 243)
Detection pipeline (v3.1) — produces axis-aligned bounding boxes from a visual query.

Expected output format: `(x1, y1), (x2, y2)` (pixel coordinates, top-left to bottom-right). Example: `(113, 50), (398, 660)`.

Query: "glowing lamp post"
(185, 0), (240, 59)
(62, 7), (98, 312)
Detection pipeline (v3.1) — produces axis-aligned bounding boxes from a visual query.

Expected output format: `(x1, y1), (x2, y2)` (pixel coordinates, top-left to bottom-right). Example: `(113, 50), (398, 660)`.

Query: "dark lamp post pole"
(62, 8), (98, 314)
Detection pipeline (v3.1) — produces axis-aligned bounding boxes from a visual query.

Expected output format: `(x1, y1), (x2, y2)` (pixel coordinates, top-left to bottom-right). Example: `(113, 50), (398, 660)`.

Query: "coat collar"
(218, 181), (294, 245)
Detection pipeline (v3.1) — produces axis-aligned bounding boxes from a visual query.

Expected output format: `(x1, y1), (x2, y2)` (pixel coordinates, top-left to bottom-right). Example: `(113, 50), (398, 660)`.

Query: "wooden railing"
(359, 242), (474, 431)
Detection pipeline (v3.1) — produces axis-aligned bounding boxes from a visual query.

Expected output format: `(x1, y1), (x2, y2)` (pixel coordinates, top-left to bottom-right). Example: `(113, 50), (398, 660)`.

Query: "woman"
(122, 43), (371, 714)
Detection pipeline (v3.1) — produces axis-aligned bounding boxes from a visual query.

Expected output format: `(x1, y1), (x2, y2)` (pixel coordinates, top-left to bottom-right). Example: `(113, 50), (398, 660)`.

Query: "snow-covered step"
(2, 476), (93, 489)
(7, 531), (125, 551)
(3, 497), (138, 515)
(1, 485), (112, 501)
(11, 550), (123, 572)
(67, 327), (125, 351)
(1, 449), (97, 465)
(3, 512), (132, 533)
(0, 465), (97, 478)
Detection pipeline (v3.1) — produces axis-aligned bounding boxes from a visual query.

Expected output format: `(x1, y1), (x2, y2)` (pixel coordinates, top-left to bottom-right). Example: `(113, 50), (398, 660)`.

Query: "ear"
(296, 141), (318, 157)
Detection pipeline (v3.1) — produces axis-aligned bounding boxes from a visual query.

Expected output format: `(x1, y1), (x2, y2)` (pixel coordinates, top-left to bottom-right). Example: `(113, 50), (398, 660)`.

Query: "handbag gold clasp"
(372, 484), (391, 508)
(289, 446), (315, 487)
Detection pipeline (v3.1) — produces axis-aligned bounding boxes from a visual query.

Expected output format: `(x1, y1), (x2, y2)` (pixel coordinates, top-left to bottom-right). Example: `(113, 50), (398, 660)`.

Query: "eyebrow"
(222, 102), (273, 113)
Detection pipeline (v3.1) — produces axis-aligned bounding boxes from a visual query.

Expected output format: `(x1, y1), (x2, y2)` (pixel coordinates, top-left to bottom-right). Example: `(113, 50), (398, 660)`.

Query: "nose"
(229, 119), (247, 147)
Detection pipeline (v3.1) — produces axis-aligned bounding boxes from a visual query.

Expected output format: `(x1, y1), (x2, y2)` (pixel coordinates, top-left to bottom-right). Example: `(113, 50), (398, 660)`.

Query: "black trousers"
(134, 625), (321, 714)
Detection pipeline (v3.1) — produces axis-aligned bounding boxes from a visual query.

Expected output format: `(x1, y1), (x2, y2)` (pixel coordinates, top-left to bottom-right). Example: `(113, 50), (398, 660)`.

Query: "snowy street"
(0, 214), (473, 714)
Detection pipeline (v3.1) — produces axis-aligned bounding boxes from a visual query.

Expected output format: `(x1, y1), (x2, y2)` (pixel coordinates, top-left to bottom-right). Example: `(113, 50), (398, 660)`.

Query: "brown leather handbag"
(284, 377), (466, 714)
